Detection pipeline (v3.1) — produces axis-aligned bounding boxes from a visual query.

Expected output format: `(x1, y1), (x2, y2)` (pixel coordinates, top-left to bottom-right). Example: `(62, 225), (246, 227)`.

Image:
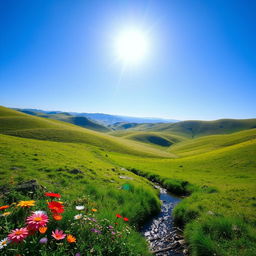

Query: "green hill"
(17, 109), (111, 132)
(109, 135), (256, 256)
(110, 130), (186, 147)
(116, 119), (256, 138)
(169, 128), (256, 157)
(0, 106), (173, 158)
(1, 105), (256, 256)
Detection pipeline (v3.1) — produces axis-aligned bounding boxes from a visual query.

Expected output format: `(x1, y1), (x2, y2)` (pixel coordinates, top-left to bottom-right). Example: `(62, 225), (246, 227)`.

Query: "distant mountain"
(14, 108), (178, 125)
(69, 112), (178, 125)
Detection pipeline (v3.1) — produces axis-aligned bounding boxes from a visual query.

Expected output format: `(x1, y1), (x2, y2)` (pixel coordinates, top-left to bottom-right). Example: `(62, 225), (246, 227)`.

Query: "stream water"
(141, 185), (186, 256)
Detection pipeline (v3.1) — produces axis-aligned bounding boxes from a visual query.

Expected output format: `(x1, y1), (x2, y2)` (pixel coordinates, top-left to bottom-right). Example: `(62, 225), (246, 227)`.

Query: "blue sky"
(0, 0), (255, 120)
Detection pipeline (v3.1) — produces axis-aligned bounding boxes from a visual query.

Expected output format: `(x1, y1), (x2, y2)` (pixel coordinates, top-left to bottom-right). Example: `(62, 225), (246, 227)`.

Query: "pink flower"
(52, 229), (66, 240)
(26, 212), (48, 230)
(8, 227), (28, 243)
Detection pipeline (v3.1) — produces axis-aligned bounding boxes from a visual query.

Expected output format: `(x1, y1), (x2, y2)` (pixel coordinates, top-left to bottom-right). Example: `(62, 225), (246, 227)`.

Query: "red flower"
(123, 217), (129, 222)
(48, 201), (64, 214)
(0, 205), (10, 211)
(45, 192), (61, 198)
(116, 214), (122, 218)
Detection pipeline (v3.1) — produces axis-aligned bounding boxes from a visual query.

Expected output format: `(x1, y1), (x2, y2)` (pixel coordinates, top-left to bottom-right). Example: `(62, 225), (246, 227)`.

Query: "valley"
(0, 106), (256, 256)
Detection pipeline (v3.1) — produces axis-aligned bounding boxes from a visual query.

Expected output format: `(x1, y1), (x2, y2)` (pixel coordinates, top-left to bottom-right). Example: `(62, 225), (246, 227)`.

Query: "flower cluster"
(116, 213), (129, 222)
(0, 192), (132, 255)
(0, 192), (76, 249)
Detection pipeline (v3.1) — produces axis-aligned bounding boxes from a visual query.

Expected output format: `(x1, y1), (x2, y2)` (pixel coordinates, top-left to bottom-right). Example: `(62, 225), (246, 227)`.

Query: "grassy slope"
(122, 119), (256, 138)
(0, 106), (173, 158)
(0, 133), (161, 255)
(168, 128), (256, 157)
(110, 130), (186, 147)
(18, 109), (112, 132)
(109, 133), (256, 256)
(1, 106), (256, 255)
(109, 139), (256, 221)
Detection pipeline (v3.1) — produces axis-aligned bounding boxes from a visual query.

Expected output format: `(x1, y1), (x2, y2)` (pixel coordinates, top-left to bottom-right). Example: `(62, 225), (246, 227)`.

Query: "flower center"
(34, 217), (42, 222)
(15, 231), (23, 235)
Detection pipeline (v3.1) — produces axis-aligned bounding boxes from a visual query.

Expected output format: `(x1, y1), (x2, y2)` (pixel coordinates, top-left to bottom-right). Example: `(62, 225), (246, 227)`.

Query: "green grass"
(0, 106), (173, 158)
(17, 109), (112, 132)
(116, 118), (256, 138)
(0, 134), (160, 255)
(110, 131), (186, 148)
(1, 105), (256, 255)
(168, 128), (256, 156)
(108, 136), (256, 255)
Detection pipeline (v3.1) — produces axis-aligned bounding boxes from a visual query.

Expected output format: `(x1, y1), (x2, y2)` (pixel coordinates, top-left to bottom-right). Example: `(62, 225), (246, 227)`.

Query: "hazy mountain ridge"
(14, 108), (178, 125)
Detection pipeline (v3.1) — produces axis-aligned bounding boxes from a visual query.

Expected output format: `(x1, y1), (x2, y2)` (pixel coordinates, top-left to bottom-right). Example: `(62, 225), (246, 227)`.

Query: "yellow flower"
(1, 211), (11, 216)
(91, 208), (97, 212)
(17, 200), (36, 208)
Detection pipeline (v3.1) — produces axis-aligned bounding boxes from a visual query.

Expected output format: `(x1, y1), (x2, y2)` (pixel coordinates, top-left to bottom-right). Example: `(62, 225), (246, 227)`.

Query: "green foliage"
(1, 105), (256, 256)
(0, 190), (151, 255)
(185, 217), (256, 256)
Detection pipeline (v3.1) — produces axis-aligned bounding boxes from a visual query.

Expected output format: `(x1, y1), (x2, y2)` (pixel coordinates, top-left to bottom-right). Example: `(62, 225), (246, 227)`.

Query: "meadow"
(0, 106), (256, 256)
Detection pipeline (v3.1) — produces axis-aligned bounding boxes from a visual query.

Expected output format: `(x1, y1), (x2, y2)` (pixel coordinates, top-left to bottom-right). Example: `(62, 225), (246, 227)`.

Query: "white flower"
(0, 238), (9, 249)
(74, 214), (83, 220)
(75, 205), (85, 211)
(33, 210), (47, 215)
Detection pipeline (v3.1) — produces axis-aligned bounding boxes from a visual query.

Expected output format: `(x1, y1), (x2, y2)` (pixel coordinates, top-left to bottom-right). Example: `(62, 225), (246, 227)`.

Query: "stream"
(141, 184), (187, 256)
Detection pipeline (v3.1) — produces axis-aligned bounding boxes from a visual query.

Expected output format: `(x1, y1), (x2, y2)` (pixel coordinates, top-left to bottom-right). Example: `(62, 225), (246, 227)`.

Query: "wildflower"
(0, 238), (9, 249)
(74, 214), (83, 220)
(39, 227), (47, 234)
(0, 205), (10, 211)
(76, 205), (85, 210)
(116, 214), (122, 218)
(67, 234), (76, 243)
(8, 227), (29, 243)
(1, 211), (11, 217)
(123, 217), (129, 222)
(108, 225), (114, 229)
(48, 201), (64, 214)
(52, 229), (66, 240)
(39, 237), (48, 244)
(17, 200), (35, 208)
(33, 210), (47, 215)
(91, 208), (97, 212)
(91, 228), (101, 234)
(45, 192), (61, 198)
(111, 231), (116, 235)
(53, 214), (63, 221)
(75, 253), (81, 256)
(26, 212), (48, 230)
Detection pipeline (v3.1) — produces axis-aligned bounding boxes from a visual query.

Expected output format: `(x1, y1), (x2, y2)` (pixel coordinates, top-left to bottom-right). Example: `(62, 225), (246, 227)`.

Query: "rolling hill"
(113, 118), (256, 138)
(0, 106), (173, 158)
(1, 105), (256, 256)
(16, 109), (111, 132)
(168, 128), (256, 157)
(110, 130), (187, 147)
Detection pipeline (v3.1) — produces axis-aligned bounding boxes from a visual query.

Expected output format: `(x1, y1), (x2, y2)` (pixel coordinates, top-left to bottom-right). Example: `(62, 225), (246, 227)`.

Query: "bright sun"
(115, 29), (149, 64)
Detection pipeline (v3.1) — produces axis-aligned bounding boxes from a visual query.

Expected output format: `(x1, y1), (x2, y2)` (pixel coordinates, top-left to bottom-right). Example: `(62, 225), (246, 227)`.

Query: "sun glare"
(115, 29), (149, 64)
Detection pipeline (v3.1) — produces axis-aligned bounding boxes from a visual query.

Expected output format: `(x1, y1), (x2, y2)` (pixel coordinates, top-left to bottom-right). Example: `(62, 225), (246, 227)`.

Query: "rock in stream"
(141, 185), (187, 256)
